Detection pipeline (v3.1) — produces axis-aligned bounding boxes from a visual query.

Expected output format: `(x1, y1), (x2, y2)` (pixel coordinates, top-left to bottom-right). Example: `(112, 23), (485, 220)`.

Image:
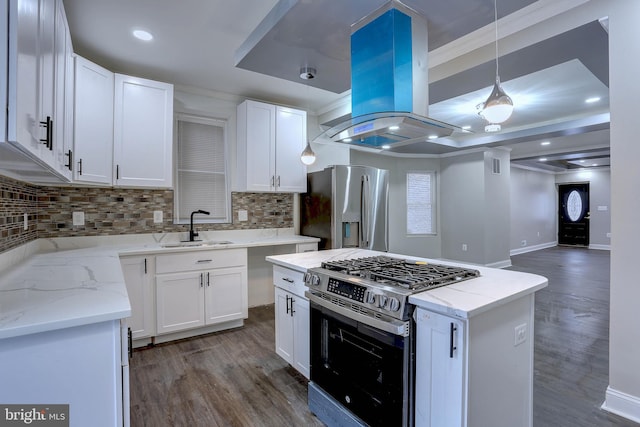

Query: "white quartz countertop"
(265, 248), (548, 319)
(0, 230), (318, 339)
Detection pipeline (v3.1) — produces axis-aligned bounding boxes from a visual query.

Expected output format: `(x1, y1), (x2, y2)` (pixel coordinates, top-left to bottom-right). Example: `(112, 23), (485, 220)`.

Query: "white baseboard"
(487, 259), (512, 269)
(510, 241), (557, 256)
(589, 244), (611, 251)
(602, 386), (640, 423)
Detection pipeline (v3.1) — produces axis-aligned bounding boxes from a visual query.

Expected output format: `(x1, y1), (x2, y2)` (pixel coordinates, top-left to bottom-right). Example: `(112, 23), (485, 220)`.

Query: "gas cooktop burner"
(320, 256), (480, 291)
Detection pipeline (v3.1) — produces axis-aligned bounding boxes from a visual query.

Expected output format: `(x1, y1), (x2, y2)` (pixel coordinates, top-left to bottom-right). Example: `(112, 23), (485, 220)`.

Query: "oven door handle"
(307, 292), (409, 336)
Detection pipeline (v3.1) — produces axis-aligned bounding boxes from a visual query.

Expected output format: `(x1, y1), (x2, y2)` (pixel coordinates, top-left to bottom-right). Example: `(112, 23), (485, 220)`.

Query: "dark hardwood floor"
(130, 247), (638, 426)
(509, 246), (638, 426)
(129, 306), (323, 427)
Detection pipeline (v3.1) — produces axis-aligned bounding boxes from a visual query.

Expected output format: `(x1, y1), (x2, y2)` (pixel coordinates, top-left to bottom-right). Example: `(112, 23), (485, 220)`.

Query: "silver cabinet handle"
(282, 277), (294, 283)
(197, 259), (213, 263)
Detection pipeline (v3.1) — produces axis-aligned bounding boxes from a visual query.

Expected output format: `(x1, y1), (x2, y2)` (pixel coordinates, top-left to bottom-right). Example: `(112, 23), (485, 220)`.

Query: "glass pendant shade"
(300, 141), (316, 165)
(482, 76), (513, 124)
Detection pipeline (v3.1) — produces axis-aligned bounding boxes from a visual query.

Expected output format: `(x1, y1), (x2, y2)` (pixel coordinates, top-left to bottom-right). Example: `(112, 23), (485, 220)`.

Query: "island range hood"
(316, 1), (465, 149)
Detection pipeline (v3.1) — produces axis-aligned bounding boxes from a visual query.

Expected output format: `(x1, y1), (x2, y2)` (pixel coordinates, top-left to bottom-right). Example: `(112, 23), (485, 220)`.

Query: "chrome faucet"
(189, 210), (210, 241)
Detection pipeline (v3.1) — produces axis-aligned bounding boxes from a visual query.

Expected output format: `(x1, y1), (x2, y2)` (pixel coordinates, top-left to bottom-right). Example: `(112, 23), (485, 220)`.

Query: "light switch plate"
(72, 211), (85, 226)
(153, 210), (163, 224)
(238, 210), (248, 222)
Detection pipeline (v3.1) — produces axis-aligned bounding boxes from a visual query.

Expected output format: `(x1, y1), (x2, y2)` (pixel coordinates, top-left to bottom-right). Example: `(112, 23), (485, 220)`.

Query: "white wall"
(510, 166), (557, 252)
(605, 0), (640, 419)
(482, 149), (512, 266)
(556, 168), (611, 249)
(440, 152), (486, 264)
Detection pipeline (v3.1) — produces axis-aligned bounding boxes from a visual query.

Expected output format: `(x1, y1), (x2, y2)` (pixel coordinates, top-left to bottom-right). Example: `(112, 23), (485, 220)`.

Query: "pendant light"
(481, 0), (513, 130)
(299, 67), (317, 166)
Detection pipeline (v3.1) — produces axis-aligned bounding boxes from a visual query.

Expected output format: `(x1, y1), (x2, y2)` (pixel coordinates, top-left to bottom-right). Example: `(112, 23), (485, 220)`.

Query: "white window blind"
(406, 171), (436, 235)
(175, 114), (230, 223)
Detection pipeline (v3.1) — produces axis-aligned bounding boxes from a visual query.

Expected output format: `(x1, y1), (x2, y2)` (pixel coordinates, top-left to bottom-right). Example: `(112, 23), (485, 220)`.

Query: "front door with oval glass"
(558, 183), (590, 246)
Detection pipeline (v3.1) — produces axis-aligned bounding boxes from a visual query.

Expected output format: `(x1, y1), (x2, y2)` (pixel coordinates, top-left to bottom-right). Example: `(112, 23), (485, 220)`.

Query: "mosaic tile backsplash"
(0, 174), (293, 253)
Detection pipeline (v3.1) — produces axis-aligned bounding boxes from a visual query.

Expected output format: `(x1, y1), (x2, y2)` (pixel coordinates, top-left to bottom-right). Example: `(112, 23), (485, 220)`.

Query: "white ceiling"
(61, 0), (610, 170)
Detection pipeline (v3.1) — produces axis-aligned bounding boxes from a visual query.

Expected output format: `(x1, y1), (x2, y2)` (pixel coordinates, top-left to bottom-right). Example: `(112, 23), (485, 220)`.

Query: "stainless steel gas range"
(304, 256), (480, 427)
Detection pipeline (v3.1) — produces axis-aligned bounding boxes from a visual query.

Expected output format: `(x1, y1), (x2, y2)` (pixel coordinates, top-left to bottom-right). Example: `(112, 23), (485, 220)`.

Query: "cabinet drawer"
(273, 265), (307, 298)
(156, 248), (247, 274)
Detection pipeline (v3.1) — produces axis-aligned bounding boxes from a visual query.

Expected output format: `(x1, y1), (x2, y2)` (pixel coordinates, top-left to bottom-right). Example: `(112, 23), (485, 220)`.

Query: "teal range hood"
(319, 1), (463, 149)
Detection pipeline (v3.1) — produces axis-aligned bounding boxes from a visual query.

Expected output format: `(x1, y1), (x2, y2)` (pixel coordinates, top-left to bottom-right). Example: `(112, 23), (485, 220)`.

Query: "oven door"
(310, 298), (414, 427)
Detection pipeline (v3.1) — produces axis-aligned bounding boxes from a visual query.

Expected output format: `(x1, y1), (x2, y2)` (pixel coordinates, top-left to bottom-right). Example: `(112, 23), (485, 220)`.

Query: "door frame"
(557, 182), (590, 247)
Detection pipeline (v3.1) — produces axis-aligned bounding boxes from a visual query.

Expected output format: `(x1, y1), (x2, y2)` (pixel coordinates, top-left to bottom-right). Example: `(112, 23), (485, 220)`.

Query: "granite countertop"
(0, 230), (319, 339)
(265, 248), (548, 319)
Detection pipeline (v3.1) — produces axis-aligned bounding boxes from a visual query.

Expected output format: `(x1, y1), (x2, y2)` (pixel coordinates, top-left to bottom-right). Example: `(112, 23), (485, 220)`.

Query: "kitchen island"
(266, 248), (548, 427)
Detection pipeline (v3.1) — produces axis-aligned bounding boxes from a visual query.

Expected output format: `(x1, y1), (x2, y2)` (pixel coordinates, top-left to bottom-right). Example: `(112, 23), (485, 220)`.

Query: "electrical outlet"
(72, 211), (85, 226)
(606, 232), (611, 238)
(24, 213), (28, 230)
(238, 210), (248, 222)
(521, 240), (527, 246)
(462, 244), (467, 251)
(153, 210), (163, 224)
(514, 323), (527, 346)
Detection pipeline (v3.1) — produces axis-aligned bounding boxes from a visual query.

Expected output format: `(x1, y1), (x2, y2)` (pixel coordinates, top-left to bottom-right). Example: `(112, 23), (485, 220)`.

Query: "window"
(406, 171), (436, 235)
(174, 114), (230, 224)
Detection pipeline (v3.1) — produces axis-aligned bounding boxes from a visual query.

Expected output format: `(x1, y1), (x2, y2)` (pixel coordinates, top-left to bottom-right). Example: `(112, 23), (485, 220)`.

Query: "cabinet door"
(156, 271), (205, 334)
(275, 106), (307, 192)
(9, 0), (41, 155)
(243, 100), (276, 192)
(73, 55), (114, 184)
(415, 308), (466, 427)
(120, 256), (155, 339)
(274, 287), (294, 365)
(52, 0), (71, 179)
(204, 267), (248, 325)
(292, 296), (310, 379)
(36, 0), (56, 167)
(113, 74), (173, 188)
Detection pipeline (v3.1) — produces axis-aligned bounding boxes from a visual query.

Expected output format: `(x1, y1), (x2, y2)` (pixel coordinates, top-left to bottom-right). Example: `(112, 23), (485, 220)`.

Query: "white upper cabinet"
(236, 100), (307, 193)
(73, 56), (114, 184)
(113, 74), (174, 188)
(53, 0), (73, 179)
(3, 0), (73, 182)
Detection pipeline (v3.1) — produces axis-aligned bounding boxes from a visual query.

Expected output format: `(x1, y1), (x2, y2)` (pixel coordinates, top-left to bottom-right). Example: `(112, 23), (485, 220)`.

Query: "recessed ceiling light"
(579, 160), (586, 163)
(462, 125), (471, 130)
(427, 135), (438, 140)
(585, 97), (601, 104)
(540, 141), (551, 146)
(381, 144), (391, 149)
(592, 163), (598, 166)
(133, 29), (153, 41)
(539, 158), (548, 162)
(388, 125), (399, 131)
(343, 138), (352, 142)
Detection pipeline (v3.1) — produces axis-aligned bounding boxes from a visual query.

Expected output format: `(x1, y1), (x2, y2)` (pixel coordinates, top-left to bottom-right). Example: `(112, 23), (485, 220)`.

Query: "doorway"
(558, 183), (590, 246)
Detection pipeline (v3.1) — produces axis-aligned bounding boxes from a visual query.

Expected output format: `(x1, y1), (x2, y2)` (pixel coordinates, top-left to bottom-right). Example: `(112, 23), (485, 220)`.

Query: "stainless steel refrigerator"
(300, 165), (389, 251)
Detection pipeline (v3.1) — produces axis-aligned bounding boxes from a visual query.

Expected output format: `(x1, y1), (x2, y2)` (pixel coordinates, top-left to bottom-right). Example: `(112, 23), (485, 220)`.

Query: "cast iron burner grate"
(321, 256), (480, 291)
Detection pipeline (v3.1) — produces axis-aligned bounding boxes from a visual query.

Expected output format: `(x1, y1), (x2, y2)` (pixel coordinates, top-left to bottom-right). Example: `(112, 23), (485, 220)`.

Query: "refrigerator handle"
(361, 175), (369, 247)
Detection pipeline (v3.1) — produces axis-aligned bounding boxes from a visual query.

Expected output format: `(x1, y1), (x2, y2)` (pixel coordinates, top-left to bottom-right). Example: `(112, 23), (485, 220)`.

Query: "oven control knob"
(303, 272), (311, 284)
(377, 294), (388, 309)
(310, 274), (321, 286)
(388, 297), (401, 312)
(364, 291), (376, 305)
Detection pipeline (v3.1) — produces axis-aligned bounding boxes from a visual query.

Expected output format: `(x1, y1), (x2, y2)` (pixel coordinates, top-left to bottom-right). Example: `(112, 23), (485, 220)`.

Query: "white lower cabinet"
(155, 249), (248, 338)
(415, 309), (465, 427)
(273, 265), (310, 379)
(414, 293), (535, 427)
(120, 256), (155, 341)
